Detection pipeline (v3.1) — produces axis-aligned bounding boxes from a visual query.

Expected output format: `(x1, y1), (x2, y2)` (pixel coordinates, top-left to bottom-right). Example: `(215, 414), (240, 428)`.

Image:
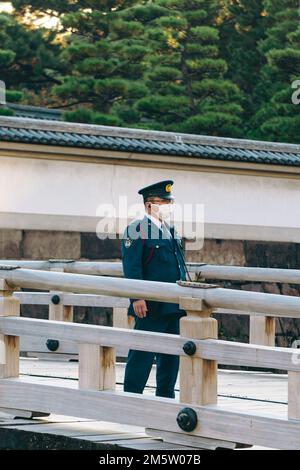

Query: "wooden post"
(179, 297), (218, 405)
(288, 371), (300, 420)
(49, 266), (73, 322)
(0, 279), (20, 379)
(49, 292), (73, 322)
(0, 276), (49, 418)
(249, 316), (275, 346)
(113, 307), (134, 329)
(79, 344), (116, 391)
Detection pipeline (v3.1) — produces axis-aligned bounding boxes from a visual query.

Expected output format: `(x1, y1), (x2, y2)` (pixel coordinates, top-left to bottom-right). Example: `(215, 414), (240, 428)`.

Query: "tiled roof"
(0, 113), (300, 167)
(3, 103), (63, 121)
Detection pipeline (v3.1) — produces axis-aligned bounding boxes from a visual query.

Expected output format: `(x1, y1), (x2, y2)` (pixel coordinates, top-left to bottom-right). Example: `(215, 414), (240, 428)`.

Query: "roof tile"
(0, 125), (300, 167)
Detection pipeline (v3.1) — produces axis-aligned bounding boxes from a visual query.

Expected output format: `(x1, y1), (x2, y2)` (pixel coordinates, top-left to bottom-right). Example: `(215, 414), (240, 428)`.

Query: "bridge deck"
(0, 359), (287, 450)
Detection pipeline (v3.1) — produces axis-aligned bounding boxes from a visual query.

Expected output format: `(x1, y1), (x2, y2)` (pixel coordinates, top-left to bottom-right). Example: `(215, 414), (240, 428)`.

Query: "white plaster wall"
(0, 155), (299, 241)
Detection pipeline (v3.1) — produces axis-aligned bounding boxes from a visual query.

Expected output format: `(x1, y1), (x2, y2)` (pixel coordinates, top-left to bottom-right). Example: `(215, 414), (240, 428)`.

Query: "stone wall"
(1, 229), (299, 346)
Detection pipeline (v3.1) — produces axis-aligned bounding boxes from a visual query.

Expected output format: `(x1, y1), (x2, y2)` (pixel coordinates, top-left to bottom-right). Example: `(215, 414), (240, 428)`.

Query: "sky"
(0, 1), (60, 28)
(0, 1), (12, 13)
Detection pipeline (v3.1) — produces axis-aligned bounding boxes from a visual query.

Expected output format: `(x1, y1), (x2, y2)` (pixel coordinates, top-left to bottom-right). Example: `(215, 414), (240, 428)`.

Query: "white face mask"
(151, 203), (174, 221)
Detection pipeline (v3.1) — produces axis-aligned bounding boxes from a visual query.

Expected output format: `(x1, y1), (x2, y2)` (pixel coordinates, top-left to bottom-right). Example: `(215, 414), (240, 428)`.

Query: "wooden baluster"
(79, 344), (116, 391)
(250, 316), (275, 346)
(179, 297), (218, 405)
(288, 370), (300, 420)
(113, 307), (134, 329)
(49, 266), (73, 323)
(0, 279), (20, 379)
(146, 297), (222, 449)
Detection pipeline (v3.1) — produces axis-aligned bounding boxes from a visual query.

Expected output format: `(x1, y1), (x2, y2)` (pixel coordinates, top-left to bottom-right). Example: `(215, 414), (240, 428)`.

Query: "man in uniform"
(121, 179), (188, 399)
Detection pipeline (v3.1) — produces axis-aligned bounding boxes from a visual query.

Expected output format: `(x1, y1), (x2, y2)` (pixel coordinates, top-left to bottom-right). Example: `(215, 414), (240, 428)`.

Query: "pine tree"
(133, 0), (243, 135)
(250, 0), (300, 142)
(0, 11), (62, 109)
(13, 1), (152, 126)
(14, 0), (243, 134)
(219, 0), (267, 134)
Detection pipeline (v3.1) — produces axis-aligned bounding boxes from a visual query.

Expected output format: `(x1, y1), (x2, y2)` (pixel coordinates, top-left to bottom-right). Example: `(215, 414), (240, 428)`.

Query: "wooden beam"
(13, 292), (129, 308)
(79, 344), (116, 391)
(19, 335), (129, 358)
(0, 281), (20, 379)
(179, 298), (217, 405)
(1, 378), (300, 449)
(2, 260), (300, 285)
(113, 308), (134, 329)
(288, 371), (300, 420)
(2, 317), (300, 371)
(145, 428), (242, 450)
(249, 316), (276, 346)
(188, 264), (300, 284)
(1, 268), (300, 317)
(0, 334), (4, 365)
(49, 294), (73, 322)
(0, 407), (48, 419)
(0, 280), (49, 417)
(49, 266), (73, 322)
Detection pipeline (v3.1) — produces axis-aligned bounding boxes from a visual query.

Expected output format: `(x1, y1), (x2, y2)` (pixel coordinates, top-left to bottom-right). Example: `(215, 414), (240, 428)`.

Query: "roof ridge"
(0, 114), (300, 155)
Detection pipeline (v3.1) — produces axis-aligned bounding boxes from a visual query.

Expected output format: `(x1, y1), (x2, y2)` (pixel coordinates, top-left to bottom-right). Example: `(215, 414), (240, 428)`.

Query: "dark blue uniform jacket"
(121, 215), (187, 318)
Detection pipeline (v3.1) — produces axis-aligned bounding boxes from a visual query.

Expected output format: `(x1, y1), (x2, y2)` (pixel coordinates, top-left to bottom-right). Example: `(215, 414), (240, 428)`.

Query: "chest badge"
(124, 238), (132, 248)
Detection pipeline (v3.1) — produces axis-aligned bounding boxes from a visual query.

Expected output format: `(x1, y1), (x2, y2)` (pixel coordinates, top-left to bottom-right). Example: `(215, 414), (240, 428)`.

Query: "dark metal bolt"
(51, 294), (60, 305)
(183, 340), (196, 356)
(46, 339), (59, 352)
(176, 407), (198, 432)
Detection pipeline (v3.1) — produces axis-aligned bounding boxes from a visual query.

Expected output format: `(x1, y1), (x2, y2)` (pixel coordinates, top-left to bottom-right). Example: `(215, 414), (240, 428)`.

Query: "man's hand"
(133, 300), (148, 318)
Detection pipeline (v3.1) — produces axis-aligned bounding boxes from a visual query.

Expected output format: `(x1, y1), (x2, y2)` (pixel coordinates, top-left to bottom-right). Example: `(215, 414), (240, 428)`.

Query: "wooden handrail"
(1, 259), (300, 284)
(12, 291), (300, 319)
(1, 316), (299, 371)
(1, 267), (300, 317)
(1, 273), (300, 448)
(13, 291), (129, 307)
(0, 378), (299, 450)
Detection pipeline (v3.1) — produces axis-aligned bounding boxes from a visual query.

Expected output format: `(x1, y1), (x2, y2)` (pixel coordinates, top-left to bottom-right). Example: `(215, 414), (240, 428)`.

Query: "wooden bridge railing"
(15, 292), (131, 358)
(1, 259), (300, 349)
(1, 267), (300, 449)
(2, 259), (300, 285)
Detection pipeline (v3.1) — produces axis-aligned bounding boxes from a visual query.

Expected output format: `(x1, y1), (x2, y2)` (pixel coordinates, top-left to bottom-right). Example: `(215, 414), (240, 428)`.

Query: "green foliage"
(0, 107), (14, 116)
(62, 108), (122, 126)
(0, 1), (296, 142)
(132, 0), (242, 135)
(0, 49), (16, 67)
(268, 48), (300, 76)
(0, 12), (63, 105)
(5, 90), (24, 102)
(248, 0), (300, 142)
(219, 0), (267, 127)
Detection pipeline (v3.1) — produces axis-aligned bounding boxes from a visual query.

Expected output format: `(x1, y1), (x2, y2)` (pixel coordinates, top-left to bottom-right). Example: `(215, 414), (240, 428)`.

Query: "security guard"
(121, 180), (188, 399)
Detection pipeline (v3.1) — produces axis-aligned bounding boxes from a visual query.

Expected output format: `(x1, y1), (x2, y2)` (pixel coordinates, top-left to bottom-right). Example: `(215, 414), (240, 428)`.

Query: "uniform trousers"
(123, 313), (181, 398)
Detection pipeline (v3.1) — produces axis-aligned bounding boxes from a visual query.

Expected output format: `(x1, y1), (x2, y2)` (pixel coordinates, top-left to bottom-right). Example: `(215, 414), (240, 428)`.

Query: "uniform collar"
(144, 213), (174, 240)
(145, 213), (162, 230)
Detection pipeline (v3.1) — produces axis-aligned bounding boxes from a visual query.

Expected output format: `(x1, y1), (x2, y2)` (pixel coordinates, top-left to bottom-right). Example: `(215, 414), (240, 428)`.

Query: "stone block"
(81, 232), (121, 260)
(245, 241), (297, 268)
(0, 229), (22, 258)
(23, 230), (80, 260)
(185, 239), (246, 266)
